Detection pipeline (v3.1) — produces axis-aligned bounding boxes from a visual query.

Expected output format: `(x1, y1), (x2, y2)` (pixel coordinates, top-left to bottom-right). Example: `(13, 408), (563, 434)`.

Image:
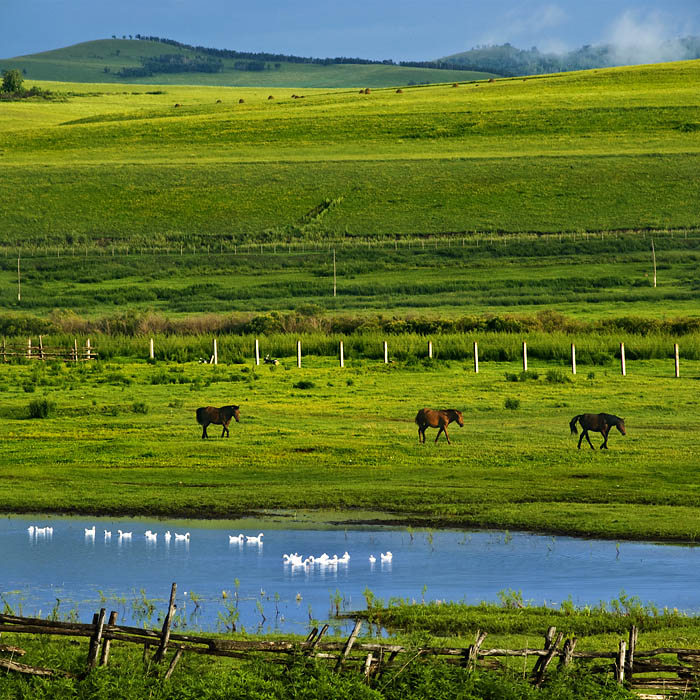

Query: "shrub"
(132, 401), (148, 414)
(504, 398), (520, 410)
(28, 397), (56, 418)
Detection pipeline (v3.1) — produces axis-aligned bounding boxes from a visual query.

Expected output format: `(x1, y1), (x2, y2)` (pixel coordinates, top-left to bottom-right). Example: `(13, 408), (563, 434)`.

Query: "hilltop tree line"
(111, 33), (700, 78)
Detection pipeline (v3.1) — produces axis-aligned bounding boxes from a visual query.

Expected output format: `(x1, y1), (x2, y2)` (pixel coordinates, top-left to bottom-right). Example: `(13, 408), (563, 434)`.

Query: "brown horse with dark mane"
(415, 408), (464, 444)
(570, 413), (625, 449)
(196, 405), (240, 439)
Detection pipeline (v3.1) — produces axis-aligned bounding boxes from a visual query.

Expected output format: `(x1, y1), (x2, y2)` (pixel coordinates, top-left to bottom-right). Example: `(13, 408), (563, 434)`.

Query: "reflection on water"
(2, 515), (700, 634)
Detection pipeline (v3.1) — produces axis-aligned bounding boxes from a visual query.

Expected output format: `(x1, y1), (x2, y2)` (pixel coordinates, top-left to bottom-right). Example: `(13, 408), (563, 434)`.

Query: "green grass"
(0, 38), (494, 87)
(1, 356), (699, 542)
(0, 59), (698, 243)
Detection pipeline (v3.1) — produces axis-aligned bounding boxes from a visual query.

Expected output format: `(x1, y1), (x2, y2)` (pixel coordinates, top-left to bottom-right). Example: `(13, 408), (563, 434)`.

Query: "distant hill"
(0, 39), (497, 88)
(443, 36), (700, 77)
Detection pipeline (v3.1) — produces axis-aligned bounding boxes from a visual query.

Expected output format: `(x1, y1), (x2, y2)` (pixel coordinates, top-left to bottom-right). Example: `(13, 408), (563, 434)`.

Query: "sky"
(2, 0), (700, 62)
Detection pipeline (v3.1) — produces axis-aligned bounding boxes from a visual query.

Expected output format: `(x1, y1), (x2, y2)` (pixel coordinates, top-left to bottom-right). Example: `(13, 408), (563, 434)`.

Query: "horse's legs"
(221, 421), (230, 438)
(418, 426), (425, 443)
(600, 426), (610, 449)
(201, 424), (208, 439)
(584, 430), (595, 449)
(577, 431), (584, 449)
(443, 426), (451, 445)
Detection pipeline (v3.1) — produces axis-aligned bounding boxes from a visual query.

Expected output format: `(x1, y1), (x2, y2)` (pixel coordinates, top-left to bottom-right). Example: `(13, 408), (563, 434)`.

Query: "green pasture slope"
(0, 58), (698, 244)
(0, 38), (492, 87)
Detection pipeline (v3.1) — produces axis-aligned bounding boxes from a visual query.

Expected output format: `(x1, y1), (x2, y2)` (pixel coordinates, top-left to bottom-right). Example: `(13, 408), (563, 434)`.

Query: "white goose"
(369, 555), (376, 564)
(146, 531), (158, 542)
(246, 532), (264, 544)
(380, 551), (393, 562)
(104, 529), (112, 539)
(117, 529), (132, 539)
(164, 530), (171, 543)
(174, 532), (190, 542)
(229, 534), (244, 544)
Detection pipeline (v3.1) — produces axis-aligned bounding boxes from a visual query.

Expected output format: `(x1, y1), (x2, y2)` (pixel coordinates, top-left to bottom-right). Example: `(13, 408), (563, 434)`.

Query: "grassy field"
(0, 38), (494, 87)
(1, 355), (699, 542)
(0, 59), (698, 243)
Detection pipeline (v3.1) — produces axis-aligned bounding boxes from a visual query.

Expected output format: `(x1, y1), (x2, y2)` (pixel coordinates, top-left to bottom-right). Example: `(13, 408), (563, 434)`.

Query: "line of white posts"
(148, 338), (683, 378)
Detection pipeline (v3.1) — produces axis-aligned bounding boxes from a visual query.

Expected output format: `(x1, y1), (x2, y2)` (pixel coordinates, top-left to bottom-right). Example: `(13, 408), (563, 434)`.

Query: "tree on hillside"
(1, 69), (24, 93)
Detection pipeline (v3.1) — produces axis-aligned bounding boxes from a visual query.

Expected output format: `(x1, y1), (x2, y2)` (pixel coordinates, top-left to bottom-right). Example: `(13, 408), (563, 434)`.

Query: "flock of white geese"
(27, 526), (395, 565)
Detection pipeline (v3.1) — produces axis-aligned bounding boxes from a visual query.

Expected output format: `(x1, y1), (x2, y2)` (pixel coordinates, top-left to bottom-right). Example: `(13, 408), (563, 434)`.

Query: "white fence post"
(620, 342), (626, 376)
(297, 340), (302, 368)
(213, 339), (218, 365)
(255, 338), (260, 366)
(383, 341), (388, 364)
(428, 341), (433, 359)
(571, 344), (576, 375)
(473, 341), (479, 373)
(339, 341), (344, 368)
(522, 341), (528, 372)
(149, 338), (154, 360)
(674, 343), (680, 378)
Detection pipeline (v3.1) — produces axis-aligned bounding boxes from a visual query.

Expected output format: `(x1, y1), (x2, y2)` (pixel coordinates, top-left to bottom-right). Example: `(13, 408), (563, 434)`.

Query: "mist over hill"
(443, 35), (700, 77)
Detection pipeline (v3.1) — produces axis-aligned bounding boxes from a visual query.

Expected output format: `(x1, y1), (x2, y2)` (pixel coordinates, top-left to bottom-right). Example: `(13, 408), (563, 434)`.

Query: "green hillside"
(0, 59), (698, 248)
(0, 39), (494, 87)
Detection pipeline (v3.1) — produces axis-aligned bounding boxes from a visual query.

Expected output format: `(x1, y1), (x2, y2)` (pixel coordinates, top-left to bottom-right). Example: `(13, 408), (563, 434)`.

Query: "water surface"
(2, 515), (697, 634)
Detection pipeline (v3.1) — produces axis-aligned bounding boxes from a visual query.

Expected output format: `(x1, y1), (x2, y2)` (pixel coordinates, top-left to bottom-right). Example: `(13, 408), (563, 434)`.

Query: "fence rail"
(0, 584), (699, 695)
(1, 337), (96, 362)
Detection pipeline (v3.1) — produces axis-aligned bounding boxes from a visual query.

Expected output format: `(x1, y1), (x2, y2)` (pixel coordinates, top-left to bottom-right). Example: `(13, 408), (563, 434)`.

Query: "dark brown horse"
(570, 413), (626, 450)
(196, 405), (240, 439)
(415, 408), (464, 444)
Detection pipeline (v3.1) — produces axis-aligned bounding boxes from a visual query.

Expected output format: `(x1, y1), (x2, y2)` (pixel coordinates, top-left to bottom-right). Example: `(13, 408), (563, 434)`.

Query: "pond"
(2, 514), (699, 635)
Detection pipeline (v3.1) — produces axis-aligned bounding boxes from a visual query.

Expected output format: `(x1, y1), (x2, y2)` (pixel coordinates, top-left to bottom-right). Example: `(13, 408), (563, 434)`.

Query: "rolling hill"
(0, 39), (496, 88)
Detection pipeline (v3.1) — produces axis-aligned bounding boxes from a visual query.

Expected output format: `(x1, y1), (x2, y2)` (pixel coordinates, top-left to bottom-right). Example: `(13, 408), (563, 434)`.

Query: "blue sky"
(2, 0), (699, 61)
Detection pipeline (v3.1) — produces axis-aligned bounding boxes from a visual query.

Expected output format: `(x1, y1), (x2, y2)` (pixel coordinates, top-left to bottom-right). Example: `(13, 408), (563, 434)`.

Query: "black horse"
(415, 408), (464, 445)
(570, 413), (626, 449)
(196, 405), (240, 439)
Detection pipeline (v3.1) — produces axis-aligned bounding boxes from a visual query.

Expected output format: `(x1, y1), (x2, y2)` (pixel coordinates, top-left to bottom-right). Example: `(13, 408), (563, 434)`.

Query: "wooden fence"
(1, 337), (96, 362)
(0, 584), (698, 695)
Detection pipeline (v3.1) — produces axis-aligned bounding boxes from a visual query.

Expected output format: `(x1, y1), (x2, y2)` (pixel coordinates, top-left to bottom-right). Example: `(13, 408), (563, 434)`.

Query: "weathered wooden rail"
(0, 585), (699, 695)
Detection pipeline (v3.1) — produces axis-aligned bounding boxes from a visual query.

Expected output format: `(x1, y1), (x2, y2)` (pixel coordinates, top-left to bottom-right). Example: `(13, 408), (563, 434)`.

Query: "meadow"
(1, 354), (699, 542)
(0, 59), (698, 243)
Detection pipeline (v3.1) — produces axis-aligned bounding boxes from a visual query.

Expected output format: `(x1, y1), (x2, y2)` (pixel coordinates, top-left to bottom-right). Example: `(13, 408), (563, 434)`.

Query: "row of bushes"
(4, 310), (700, 339)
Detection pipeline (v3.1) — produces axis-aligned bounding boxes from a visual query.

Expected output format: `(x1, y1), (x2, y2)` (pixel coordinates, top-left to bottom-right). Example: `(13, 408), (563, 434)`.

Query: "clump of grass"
(504, 397), (520, 410)
(28, 397), (56, 418)
(546, 369), (572, 384)
(132, 401), (148, 414)
(293, 380), (315, 390)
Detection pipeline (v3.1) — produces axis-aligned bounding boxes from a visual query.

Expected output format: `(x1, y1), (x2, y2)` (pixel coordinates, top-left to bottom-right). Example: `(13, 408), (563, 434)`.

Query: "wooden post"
(163, 646), (184, 681)
(86, 608), (106, 670)
(522, 341), (528, 372)
(532, 626), (556, 675)
(99, 611), (118, 666)
(17, 253), (21, 302)
(85, 338), (90, 361)
(335, 619), (362, 671)
(428, 341), (433, 359)
(626, 626), (638, 679)
(154, 583), (177, 664)
(74, 339), (78, 363)
(383, 341), (388, 364)
(39, 336), (44, 361)
(533, 631), (563, 685)
(571, 344), (576, 375)
(27, 338), (31, 360)
(473, 341), (479, 373)
(466, 630), (487, 669)
(674, 343), (680, 378)
(339, 341), (344, 368)
(558, 637), (578, 669)
(255, 338), (260, 366)
(213, 339), (218, 365)
(149, 338), (154, 360)
(620, 342), (626, 376)
(616, 640), (627, 683)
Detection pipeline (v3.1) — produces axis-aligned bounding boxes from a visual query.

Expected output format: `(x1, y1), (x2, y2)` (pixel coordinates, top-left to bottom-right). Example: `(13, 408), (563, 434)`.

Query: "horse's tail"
(196, 407), (205, 425)
(569, 415), (581, 435)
